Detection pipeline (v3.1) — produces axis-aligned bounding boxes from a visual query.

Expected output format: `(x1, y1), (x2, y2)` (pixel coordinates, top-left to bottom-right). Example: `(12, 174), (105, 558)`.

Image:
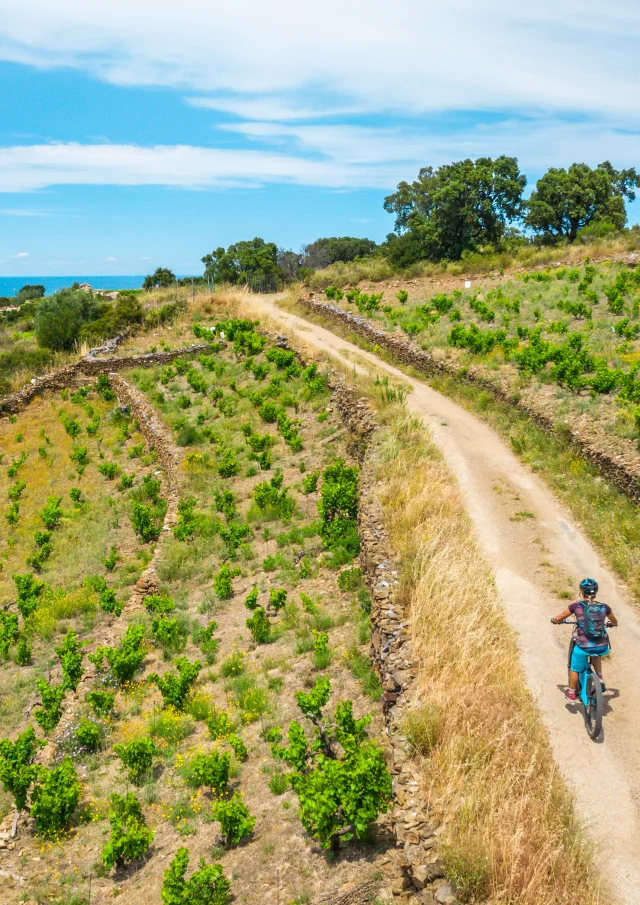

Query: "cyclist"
(551, 578), (618, 701)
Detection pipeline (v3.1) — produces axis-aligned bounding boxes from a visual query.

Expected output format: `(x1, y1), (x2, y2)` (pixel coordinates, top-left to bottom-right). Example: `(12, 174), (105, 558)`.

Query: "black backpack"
(578, 602), (607, 642)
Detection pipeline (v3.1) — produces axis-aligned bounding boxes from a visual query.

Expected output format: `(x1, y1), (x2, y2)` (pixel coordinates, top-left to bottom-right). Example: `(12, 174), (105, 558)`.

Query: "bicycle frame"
(559, 617), (606, 740)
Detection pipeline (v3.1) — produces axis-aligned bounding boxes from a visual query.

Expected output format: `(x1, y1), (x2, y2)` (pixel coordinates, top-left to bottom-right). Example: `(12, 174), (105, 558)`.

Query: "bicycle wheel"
(584, 672), (603, 740)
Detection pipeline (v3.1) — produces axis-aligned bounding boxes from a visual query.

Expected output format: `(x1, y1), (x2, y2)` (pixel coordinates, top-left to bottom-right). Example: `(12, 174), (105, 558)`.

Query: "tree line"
(174, 158), (638, 288)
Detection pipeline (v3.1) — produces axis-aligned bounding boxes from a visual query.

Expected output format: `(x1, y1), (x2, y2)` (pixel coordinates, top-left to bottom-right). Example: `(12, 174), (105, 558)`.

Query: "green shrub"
(86, 689), (115, 717)
(151, 657), (202, 710)
(227, 735), (248, 762)
(151, 707), (195, 745)
(55, 629), (83, 691)
(114, 738), (157, 784)
(268, 771), (289, 796)
(34, 529), (52, 547)
(253, 471), (294, 519)
(272, 678), (391, 849)
(131, 501), (162, 542)
(70, 446), (88, 470)
(174, 497), (198, 540)
(180, 751), (230, 794)
(34, 679), (66, 734)
(60, 413), (81, 438)
(161, 847), (231, 905)
(4, 502), (19, 525)
(74, 718), (101, 753)
(269, 588), (287, 612)
(244, 587), (259, 610)
(219, 520), (251, 555)
(312, 631), (330, 670)
(217, 449), (239, 479)
(30, 758), (80, 838)
(40, 496), (63, 530)
(220, 650), (245, 677)
(246, 607), (271, 644)
(99, 587), (122, 615)
(226, 675), (270, 723)
(145, 593), (176, 614)
(207, 709), (236, 741)
(337, 567), (363, 592)
(300, 593), (319, 615)
(151, 616), (188, 657)
(103, 545), (119, 571)
(98, 461), (119, 480)
(301, 472), (318, 495)
(213, 563), (241, 600)
(396, 290), (408, 304)
(193, 621), (219, 664)
(118, 473), (135, 490)
(7, 480), (26, 502)
(15, 636), (32, 665)
(102, 792), (154, 869)
(13, 572), (44, 618)
(318, 461), (359, 560)
(92, 624), (145, 685)
(0, 725), (43, 810)
(213, 489), (236, 520)
(6, 452), (27, 478)
(0, 612), (19, 659)
(211, 792), (255, 846)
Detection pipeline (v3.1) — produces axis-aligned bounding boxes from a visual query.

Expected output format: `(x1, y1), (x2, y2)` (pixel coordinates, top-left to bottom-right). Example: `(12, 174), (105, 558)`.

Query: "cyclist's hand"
(551, 618), (557, 624)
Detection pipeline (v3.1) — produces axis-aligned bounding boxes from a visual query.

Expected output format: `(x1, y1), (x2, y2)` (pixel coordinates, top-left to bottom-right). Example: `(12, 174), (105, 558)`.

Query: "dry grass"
(369, 408), (602, 905)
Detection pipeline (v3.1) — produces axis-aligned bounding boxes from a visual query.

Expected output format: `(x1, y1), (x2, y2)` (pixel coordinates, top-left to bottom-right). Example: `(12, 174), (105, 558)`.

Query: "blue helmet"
(579, 578), (598, 597)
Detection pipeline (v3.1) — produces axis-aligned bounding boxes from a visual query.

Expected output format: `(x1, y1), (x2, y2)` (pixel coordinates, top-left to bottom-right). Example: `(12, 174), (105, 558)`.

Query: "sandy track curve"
(254, 296), (640, 903)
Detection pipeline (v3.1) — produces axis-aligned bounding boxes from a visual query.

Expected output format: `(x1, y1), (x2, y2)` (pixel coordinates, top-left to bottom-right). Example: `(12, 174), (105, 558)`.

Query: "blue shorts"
(570, 644), (609, 672)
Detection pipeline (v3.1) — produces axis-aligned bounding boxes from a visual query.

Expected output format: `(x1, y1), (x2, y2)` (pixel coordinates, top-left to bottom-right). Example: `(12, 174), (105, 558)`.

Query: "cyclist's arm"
(607, 606), (618, 627)
(551, 607), (572, 624)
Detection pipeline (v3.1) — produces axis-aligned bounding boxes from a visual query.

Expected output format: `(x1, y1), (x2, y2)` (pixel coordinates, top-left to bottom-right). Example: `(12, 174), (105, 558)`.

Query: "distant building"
(79, 282), (92, 292)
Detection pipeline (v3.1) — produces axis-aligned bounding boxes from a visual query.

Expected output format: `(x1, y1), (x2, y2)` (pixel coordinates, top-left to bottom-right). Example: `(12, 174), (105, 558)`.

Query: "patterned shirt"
(568, 600), (612, 651)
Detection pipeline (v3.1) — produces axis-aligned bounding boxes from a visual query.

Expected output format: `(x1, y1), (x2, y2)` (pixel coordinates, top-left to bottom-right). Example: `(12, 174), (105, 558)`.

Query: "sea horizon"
(0, 274), (199, 298)
(0, 275), (149, 297)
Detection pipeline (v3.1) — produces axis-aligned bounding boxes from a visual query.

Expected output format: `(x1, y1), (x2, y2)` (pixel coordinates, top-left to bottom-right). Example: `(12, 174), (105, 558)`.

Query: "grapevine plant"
(272, 678), (392, 850)
(161, 847), (231, 905)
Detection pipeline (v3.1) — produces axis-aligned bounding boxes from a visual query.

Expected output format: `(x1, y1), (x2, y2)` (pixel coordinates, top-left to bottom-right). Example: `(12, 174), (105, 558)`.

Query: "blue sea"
(0, 275), (146, 297)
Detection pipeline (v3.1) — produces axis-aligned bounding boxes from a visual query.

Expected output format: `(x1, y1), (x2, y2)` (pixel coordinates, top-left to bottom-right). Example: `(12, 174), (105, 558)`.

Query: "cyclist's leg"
(570, 645), (589, 689)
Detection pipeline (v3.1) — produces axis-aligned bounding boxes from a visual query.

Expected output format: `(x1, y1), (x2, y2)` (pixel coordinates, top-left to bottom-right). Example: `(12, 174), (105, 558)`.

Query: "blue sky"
(0, 0), (639, 276)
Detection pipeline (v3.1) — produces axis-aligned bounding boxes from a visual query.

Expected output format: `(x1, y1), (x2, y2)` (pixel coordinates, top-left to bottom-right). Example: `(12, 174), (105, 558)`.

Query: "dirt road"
(254, 296), (640, 903)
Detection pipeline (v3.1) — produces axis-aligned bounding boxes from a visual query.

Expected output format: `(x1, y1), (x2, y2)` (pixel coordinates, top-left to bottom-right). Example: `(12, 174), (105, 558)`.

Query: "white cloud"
(0, 141), (404, 193)
(104, 256), (118, 261)
(11, 251), (29, 258)
(2, 117), (639, 196)
(0, 0), (639, 120)
(0, 208), (51, 216)
(186, 96), (358, 122)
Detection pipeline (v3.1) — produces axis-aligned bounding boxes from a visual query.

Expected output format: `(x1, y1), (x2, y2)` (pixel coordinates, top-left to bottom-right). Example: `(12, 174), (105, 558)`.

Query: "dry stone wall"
(107, 373), (181, 597)
(0, 343), (210, 417)
(329, 378), (452, 905)
(303, 296), (640, 506)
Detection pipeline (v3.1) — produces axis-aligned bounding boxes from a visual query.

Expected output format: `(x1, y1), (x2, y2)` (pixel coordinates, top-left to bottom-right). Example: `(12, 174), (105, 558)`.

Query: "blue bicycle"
(558, 618), (614, 740)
